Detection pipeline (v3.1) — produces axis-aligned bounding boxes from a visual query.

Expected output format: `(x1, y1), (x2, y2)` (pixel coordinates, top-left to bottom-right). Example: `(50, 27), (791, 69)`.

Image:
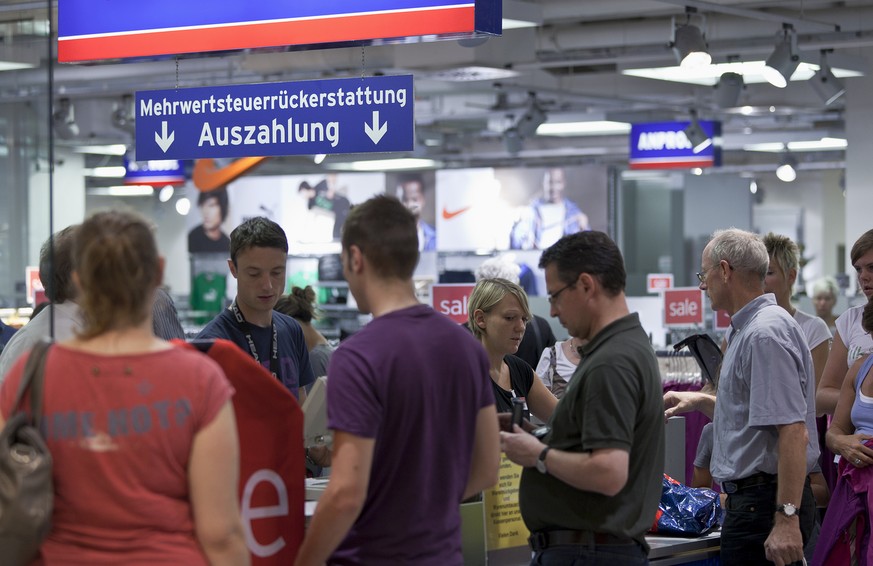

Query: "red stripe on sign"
(58, 8), (476, 62)
(629, 159), (715, 170)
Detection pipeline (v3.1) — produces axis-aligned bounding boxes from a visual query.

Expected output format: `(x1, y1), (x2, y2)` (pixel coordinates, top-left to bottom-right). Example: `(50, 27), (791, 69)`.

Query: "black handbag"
(0, 339), (53, 565)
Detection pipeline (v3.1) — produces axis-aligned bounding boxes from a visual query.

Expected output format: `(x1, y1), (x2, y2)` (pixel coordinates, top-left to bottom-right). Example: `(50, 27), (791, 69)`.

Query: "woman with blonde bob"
(468, 277), (557, 421)
(0, 210), (249, 565)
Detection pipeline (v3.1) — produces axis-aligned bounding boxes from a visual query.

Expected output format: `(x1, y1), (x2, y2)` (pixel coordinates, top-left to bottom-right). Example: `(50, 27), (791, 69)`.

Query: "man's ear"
(227, 258), (238, 279)
(577, 272), (595, 294)
(788, 268), (798, 286)
(346, 245), (364, 275)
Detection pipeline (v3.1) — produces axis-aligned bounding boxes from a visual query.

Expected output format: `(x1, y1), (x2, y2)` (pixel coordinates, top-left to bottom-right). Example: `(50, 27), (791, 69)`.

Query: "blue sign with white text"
(629, 120), (722, 170)
(135, 75), (414, 160)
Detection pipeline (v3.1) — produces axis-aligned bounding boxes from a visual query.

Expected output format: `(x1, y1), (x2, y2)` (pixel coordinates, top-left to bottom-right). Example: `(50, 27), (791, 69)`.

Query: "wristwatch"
(776, 503), (798, 517)
(536, 446), (551, 474)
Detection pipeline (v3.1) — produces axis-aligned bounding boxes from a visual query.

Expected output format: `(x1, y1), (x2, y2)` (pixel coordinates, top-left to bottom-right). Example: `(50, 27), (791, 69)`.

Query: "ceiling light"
(158, 186), (175, 202)
(85, 166), (126, 178)
(673, 24), (710, 67)
(87, 185), (155, 197)
(52, 98), (79, 140)
(502, 0), (543, 30)
(714, 72), (744, 108)
(683, 111), (712, 153)
(621, 60), (861, 87)
(176, 197), (191, 215)
(536, 120), (631, 136)
(73, 144), (128, 156)
(341, 158), (438, 171)
(313, 154), (326, 164)
(810, 52), (846, 106)
(762, 26), (800, 88)
(743, 137), (847, 152)
(0, 43), (38, 71)
(776, 153), (798, 182)
(421, 66), (520, 82)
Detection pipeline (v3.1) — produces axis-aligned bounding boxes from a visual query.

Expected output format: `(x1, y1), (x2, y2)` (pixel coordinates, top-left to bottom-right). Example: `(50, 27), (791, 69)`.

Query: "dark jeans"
(530, 543), (648, 565)
(720, 478), (816, 566)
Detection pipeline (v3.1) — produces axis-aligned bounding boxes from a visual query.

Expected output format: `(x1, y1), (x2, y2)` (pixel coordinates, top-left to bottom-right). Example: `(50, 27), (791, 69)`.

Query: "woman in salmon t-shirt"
(0, 210), (249, 565)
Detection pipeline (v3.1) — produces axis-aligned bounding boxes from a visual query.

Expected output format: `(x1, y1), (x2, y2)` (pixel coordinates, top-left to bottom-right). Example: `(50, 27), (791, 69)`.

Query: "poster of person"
(187, 185), (232, 253)
(386, 171), (437, 251)
(287, 173), (385, 246)
(497, 165), (609, 250)
(226, 173), (385, 247)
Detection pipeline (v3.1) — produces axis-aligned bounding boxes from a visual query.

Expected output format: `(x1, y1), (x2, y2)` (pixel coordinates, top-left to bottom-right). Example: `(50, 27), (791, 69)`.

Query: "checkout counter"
(304, 408), (721, 565)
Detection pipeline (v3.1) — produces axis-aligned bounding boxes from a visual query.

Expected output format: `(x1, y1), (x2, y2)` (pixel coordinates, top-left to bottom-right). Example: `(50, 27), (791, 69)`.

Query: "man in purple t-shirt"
(294, 196), (500, 566)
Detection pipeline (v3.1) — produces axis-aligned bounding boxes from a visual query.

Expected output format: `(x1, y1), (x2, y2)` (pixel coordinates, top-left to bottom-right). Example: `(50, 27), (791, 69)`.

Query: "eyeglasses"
(547, 282), (575, 305)
(695, 266), (716, 283)
(696, 262), (733, 283)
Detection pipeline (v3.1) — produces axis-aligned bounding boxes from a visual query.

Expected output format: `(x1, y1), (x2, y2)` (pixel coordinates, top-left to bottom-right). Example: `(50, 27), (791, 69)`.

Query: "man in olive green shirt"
(501, 231), (665, 563)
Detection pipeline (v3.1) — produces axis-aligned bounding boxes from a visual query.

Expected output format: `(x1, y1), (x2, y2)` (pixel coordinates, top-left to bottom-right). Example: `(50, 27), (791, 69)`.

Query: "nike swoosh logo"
(442, 205), (471, 220)
(192, 157), (269, 191)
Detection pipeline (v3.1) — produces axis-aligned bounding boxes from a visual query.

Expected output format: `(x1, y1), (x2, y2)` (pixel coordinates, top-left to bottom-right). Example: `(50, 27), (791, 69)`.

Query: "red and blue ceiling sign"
(58, 0), (500, 63)
(629, 121), (722, 170)
(123, 158), (186, 186)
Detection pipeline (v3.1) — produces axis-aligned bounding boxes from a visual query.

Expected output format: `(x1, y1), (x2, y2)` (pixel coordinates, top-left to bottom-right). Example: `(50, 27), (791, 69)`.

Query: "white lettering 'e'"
(241, 469), (289, 557)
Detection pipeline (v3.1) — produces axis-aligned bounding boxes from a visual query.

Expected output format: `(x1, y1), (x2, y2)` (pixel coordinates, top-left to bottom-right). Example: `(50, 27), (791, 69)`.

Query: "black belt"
(721, 472), (777, 494)
(529, 529), (636, 551)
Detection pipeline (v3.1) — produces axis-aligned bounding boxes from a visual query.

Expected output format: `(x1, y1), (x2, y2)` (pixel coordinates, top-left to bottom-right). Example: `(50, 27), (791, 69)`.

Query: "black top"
(188, 226), (230, 253)
(492, 354), (535, 421)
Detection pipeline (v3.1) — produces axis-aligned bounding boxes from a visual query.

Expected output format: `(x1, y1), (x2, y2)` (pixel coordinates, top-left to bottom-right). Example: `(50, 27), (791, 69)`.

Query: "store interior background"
(1, 0), (871, 344)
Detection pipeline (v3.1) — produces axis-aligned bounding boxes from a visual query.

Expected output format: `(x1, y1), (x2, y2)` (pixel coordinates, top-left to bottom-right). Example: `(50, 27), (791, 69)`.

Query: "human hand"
(500, 425), (545, 468)
(764, 518), (803, 566)
(833, 434), (873, 468)
(663, 391), (701, 420)
(497, 413), (538, 434)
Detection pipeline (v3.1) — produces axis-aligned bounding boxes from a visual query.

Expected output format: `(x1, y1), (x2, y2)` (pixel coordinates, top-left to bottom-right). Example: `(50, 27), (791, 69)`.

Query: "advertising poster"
(224, 173), (385, 247)
(187, 184), (233, 254)
(385, 171), (437, 252)
(434, 165), (608, 253)
(496, 165), (609, 251)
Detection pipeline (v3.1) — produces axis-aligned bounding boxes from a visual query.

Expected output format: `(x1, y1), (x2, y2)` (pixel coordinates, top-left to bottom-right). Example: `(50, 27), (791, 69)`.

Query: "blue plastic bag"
(649, 474), (721, 537)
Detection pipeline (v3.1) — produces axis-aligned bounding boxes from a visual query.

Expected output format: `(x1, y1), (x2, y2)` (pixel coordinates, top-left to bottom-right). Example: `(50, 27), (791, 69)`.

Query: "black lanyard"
(231, 300), (280, 381)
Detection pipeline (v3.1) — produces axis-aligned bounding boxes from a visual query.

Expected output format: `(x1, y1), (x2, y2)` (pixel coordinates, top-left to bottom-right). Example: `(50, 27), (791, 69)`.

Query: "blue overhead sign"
(135, 75), (414, 161)
(629, 121), (722, 170)
(59, 0), (500, 62)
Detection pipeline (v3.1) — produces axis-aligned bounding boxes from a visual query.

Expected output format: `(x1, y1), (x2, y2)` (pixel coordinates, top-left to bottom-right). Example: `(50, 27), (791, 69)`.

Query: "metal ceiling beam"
(652, 0), (840, 32)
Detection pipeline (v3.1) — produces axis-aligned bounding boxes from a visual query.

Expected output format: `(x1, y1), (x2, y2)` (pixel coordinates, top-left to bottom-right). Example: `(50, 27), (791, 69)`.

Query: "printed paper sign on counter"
(483, 455), (529, 551)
